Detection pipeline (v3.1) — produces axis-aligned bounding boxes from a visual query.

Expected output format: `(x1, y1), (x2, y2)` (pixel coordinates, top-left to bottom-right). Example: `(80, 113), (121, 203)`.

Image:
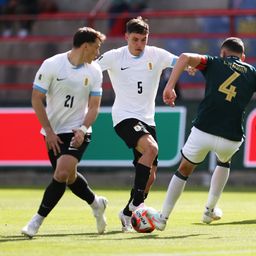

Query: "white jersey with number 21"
(33, 51), (103, 135)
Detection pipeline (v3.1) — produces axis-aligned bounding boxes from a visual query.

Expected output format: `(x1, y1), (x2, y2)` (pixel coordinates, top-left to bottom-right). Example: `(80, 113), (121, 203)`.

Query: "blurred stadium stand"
(1, 0), (256, 186)
(0, 0), (256, 106)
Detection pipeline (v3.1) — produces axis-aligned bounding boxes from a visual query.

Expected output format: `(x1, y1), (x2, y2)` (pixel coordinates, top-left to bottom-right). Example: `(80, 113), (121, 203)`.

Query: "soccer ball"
(131, 206), (157, 233)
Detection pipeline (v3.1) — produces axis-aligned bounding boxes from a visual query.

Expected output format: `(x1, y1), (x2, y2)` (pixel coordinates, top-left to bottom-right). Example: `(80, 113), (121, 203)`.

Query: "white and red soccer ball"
(131, 206), (158, 233)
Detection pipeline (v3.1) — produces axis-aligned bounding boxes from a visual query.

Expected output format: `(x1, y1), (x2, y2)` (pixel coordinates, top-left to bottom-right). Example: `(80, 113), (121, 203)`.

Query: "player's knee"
(178, 158), (196, 177)
(147, 142), (158, 158)
(54, 169), (70, 183)
(67, 173), (76, 184)
(177, 168), (192, 178)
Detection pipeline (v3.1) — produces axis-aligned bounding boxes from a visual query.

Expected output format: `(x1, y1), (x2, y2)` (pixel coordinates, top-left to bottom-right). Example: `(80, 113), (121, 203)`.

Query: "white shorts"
(182, 127), (244, 164)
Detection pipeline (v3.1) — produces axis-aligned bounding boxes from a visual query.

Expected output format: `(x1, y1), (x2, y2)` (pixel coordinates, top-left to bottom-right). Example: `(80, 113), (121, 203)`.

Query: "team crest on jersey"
(84, 77), (89, 86)
(38, 74), (42, 80)
(148, 62), (153, 70)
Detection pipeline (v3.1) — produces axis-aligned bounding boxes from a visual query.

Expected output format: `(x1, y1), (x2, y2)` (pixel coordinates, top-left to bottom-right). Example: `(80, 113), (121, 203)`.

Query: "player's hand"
(45, 131), (63, 156)
(186, 66), (197, 76)
(70, 129), (85, 148)
(163, 88), (177, 107)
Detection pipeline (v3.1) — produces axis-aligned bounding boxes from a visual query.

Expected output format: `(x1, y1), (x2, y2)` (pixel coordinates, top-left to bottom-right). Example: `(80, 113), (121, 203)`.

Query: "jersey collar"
(126, 46), (145, 59)
(226, 56), (240, 61)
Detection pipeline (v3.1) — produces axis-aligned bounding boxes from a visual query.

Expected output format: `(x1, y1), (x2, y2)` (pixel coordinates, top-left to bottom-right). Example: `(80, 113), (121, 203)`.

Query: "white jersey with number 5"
(97, 45), (177, 126)
(33, 51), (103, 135)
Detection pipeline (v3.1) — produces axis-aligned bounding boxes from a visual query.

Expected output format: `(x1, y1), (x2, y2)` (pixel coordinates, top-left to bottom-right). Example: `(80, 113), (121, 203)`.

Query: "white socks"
(205, 166), (230, 210)
(161, 174), (187, 220)
(161, 165), (229, 221)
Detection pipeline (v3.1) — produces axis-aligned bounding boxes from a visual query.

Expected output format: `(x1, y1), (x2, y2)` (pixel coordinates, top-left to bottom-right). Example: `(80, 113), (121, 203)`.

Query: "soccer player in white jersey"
(97, 16), (178, 232)
(21, 27), (108, 238)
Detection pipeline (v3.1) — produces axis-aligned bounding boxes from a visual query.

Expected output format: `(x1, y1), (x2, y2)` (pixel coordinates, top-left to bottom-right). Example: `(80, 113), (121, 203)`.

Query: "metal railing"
(0, 8), (255, 97)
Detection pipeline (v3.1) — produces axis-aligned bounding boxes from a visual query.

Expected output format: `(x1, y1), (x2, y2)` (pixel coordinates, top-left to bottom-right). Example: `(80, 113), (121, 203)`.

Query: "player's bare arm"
(71, 95), (101, 148)
(31, 89), (63, 155)
(84, 95), (102, 128)
(163, 53), (202, 106)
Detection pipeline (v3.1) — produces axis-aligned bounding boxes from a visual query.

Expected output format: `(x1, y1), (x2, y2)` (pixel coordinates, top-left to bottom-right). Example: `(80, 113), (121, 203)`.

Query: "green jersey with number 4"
(193, 55), (256, 141)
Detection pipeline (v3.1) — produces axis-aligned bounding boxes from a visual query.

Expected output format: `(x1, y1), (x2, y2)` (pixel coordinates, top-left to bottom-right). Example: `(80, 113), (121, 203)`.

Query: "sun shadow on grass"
(126, 233), (203, 240)
(0, 236), (29, 242)
(210, 219), (256, 226)
(193, 219), (256, 226)
(0, 231), (205, 242)
(0, 230), (122, 242)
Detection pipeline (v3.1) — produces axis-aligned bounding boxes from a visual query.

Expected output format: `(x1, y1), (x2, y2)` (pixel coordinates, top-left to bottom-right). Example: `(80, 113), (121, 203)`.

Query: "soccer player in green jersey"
(153, 37), (256, 230)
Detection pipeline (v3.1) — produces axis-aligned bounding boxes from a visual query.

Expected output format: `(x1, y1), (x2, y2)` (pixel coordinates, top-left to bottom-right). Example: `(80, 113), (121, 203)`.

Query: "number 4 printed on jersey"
(218, 71), (240, 102)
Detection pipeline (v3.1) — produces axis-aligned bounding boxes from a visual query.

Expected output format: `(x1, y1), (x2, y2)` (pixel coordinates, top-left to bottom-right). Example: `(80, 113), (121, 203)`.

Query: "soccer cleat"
(21, 214), (44, 238)
(150, 211), (167, 231)
(128, 201), (145, 212)
(118, 210), (133, 232)
(202, 207), (223, 224)
(92, 196), (108, 234)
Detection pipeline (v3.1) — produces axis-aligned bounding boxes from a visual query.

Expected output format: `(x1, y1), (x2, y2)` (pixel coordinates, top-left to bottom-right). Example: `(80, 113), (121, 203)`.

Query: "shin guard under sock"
(38, 178), (66, 217)
(68, 172), (95, 204)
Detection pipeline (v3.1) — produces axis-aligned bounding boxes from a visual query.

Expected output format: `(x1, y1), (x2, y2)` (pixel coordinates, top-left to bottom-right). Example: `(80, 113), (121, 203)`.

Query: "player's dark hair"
(221, 37), (244, 54)
(126, 16), (149, 34)
(73, 27), (106, 48)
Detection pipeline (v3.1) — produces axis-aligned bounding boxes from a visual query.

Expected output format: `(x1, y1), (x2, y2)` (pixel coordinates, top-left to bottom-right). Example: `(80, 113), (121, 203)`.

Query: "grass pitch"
(1, 187), (256, 256)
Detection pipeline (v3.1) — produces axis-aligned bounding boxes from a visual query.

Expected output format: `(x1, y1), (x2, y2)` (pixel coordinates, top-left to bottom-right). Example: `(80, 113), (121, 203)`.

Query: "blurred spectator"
(38, 0), (58, 14)
(126, 0), (147, 13)
(1, 0), (58, 38)
(0, 0), (7, 36)
(108, 0), (147, 36)
(197, 16), (229, 34)
(1, 0), (39, 37)
(229, 0), (256, 9)
(0, 0), (7, 12)
(229, 0), (256, 33)
(108, 0), (128, 28)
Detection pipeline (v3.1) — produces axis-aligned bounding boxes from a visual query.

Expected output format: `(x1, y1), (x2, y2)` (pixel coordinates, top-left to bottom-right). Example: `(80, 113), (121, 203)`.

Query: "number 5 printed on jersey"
(138, 81), (143, 94)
